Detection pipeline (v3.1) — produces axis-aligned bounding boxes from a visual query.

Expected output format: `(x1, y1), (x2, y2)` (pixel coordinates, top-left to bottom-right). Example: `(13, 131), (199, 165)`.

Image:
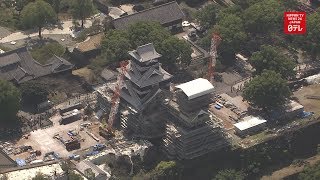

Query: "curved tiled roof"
(0, 47), (74, 84)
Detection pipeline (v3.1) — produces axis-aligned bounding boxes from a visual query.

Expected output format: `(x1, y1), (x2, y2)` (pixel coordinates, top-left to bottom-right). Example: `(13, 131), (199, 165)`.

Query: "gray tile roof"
(0, 149), (16, 169)
(0, 53), (20, 67)
(128, 43), (162, 63)
(0, 47), (74, 84)
(113, 1), (184, 30)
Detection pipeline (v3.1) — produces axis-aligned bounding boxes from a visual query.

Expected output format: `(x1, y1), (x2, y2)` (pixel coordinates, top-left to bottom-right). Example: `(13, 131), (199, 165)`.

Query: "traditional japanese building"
(120, 43), (172, 138)
(96, 43), (172, 138)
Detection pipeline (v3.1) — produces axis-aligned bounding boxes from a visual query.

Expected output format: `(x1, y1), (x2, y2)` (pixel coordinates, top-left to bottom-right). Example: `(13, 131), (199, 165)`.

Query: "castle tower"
(119, 43), (172, 138)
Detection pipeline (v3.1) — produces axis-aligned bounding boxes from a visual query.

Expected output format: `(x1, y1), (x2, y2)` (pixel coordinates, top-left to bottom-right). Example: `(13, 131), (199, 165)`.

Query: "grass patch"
(31, 42), (65, 65)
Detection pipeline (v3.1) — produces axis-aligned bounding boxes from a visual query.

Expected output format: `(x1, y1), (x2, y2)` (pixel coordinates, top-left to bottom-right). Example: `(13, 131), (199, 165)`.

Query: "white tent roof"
(234, 116), (267, 131)
(175, 78), (214, 100)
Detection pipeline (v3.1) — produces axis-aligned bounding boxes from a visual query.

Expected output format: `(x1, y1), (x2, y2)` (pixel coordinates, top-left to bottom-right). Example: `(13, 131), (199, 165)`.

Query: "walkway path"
(0, 20), (92, 43)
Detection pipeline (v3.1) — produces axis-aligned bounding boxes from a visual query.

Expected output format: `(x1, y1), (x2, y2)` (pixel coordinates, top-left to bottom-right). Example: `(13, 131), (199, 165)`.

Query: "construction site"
(94, 38), (232, 160)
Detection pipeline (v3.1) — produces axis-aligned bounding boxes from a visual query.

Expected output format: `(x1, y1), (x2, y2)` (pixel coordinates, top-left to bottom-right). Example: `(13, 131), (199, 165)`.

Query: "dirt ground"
(209, 104), (236, 130)
(10, 113), (103, 161)
(213, 70), (245, 96)
(293, 84), (320, 115)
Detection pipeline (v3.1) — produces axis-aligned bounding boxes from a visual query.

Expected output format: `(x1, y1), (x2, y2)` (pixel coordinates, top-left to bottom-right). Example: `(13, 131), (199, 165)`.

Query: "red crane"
(104, 60), (128, 136)
(208, 33), (222, 83)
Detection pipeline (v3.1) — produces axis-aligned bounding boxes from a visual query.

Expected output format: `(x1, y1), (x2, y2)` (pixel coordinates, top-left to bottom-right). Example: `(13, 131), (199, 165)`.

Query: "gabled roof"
(129, 43), (162, 63)
(113, 1), (184, 30)
(176, 78), (214, 100)
(0, 47), (74, 84)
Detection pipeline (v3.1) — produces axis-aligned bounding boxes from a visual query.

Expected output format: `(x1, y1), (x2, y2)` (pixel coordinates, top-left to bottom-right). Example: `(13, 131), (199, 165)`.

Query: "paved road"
(0, 20), (92, 43)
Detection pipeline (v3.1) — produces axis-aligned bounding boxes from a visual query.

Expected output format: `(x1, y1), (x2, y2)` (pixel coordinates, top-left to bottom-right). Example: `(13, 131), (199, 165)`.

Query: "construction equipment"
(100, 61), (129, 138)
(208, 33), (222, 83)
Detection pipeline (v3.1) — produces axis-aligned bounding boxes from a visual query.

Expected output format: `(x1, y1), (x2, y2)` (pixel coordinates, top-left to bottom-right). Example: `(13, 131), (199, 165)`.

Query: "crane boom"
(107, 61), (128, 130)
(208, 33), (221, 83)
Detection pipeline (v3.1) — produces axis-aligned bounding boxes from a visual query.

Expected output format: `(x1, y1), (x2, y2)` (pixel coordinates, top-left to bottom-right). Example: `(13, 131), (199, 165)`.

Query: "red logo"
(284, 12), (306, 34)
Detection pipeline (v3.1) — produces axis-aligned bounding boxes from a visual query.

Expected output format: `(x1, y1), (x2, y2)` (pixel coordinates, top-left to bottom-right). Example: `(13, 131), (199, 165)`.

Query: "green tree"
(281, 0), (299, 9)
(15, 0), (34, 14)
(32, 173), (50, 180)
(160, 36), (192, 67)
(96, 22), (192, 71)
(194, 4), (219, 28)
(214, 169), (246, 180)
(299, 162), (320, 180)
(249, 45), (296, 78)
(150, 161), (181, 180)
(20, 82), (49, 107)
(71, 0), (94, 28)
(214, 14), (247, 58)
(127, 22), (171, 48)
(68, 171), (84, 180)
(102, 15), (113, 32)
(101, 30), (131, 64)
(127, 22), (192, 68)
(45, 0), (61, 13)
(0, 80), (21, 125)
(243, 0), (283, 34)
(295, 10), (320, 59)
(243, 70), (291, 110)
(21, 0), (57, 38)
(232, 0), (264, 9)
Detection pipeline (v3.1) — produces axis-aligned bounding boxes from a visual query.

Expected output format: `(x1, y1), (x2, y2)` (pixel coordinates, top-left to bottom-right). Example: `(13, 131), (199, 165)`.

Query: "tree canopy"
(194, 4), (219, 29)
(242, 0), (283, 34)
(100, 30), (131, 64)
(214, 14), (247, 58)
(71, 0), (94, 28)
(243, 70), (291, 110)
(294, 10), (320, 58)
(213, 169), (246, 180)
(21, 0), (57, 38)
(249, 45), (296, 78)
(0, 79), (21, 126)
(159, 36), (193, 66)
(45, 0), (61, 13)
(97, 22), (192, 70)
(32, 173), (50, 180)
(298, 162), (320, 180)
(127, 22), (171, 48)
(150, 161), (180, 179)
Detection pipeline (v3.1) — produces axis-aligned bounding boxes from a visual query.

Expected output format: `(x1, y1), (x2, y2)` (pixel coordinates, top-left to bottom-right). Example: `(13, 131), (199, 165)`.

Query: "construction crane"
(208, 32), (222, 83)
(100, 60), (128, 138)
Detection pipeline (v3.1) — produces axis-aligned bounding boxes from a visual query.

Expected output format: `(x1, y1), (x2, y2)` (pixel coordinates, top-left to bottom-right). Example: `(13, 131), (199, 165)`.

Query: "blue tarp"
(16, 158), (26, 166)
(300, 111), (314, 118)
